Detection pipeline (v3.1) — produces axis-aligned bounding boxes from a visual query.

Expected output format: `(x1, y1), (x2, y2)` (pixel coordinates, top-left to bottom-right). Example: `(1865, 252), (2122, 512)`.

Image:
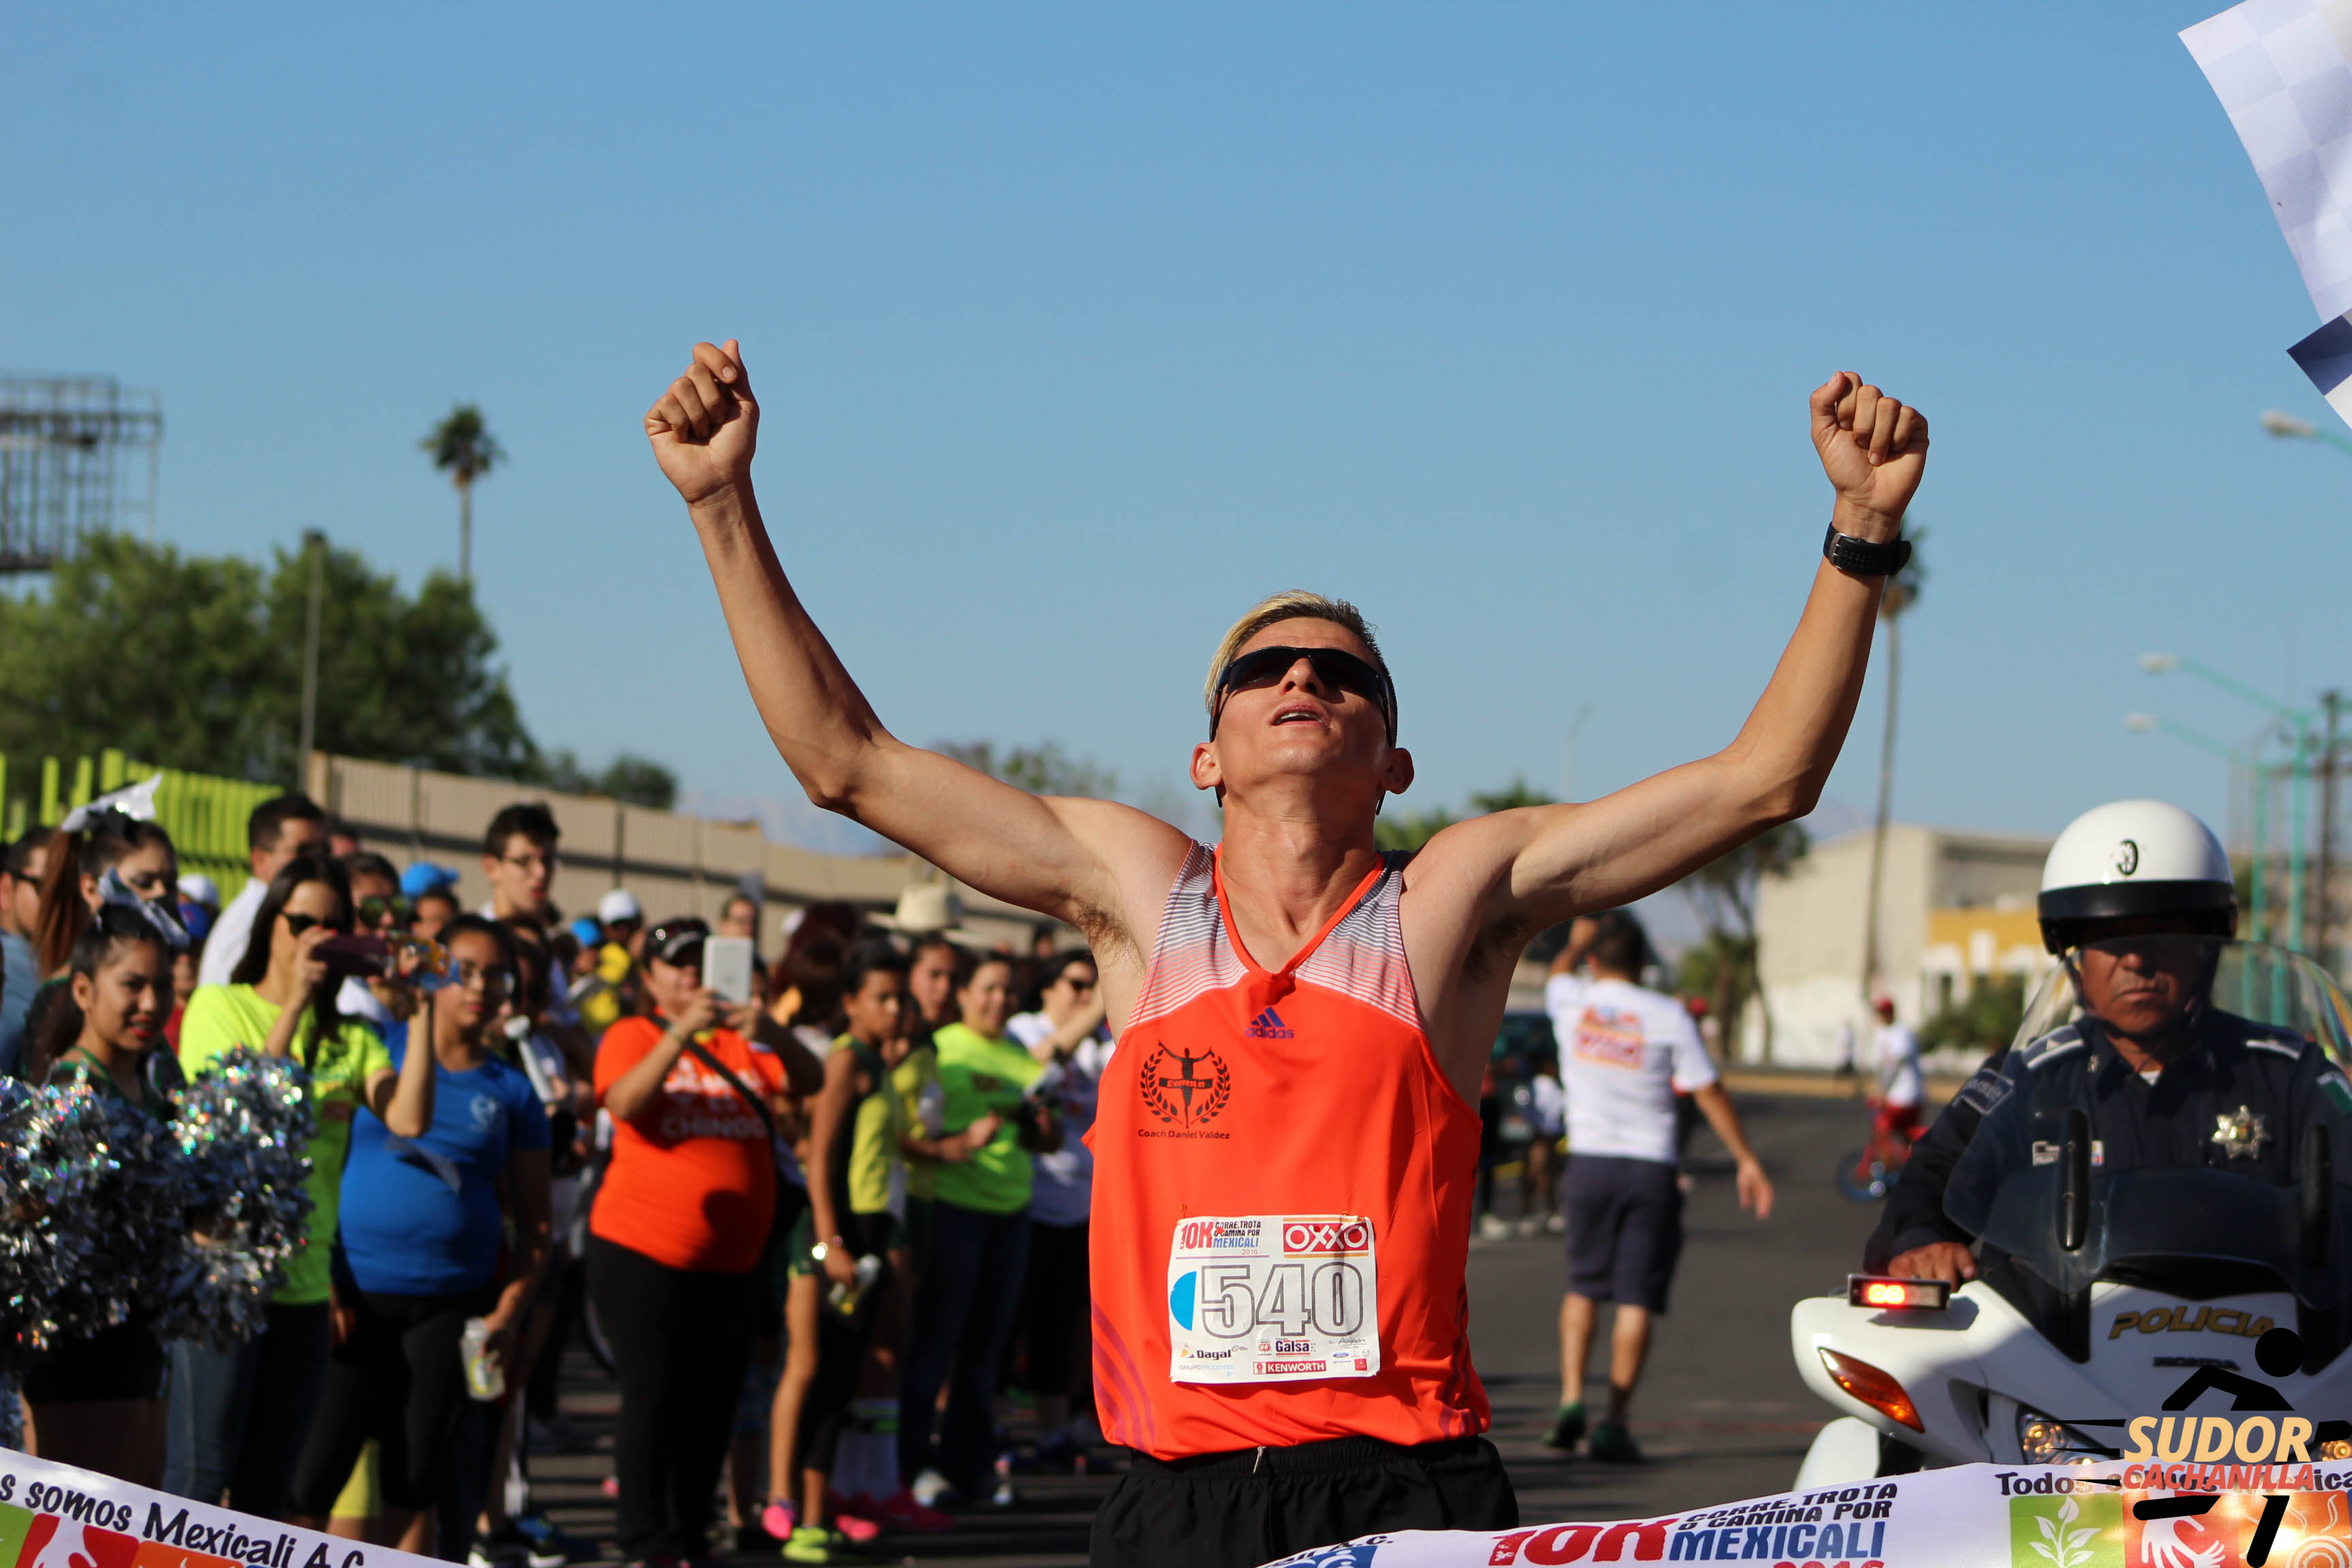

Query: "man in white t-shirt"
(195, 794), (330, 989)
(1541, 911), (1773, 1464)
(1865, 994), (1925, 1173)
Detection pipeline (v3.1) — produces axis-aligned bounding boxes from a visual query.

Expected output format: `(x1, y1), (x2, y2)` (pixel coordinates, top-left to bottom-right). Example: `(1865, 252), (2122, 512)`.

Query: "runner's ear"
(1382, 747), (1414, 797)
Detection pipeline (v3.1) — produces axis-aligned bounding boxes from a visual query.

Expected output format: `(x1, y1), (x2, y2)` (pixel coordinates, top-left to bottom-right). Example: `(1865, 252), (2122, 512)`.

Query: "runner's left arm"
(1424, 373), (1927, 932)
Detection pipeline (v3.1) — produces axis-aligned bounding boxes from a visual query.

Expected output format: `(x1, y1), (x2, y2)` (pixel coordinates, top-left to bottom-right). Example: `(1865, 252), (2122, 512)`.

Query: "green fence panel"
(3, 750), (275, 902)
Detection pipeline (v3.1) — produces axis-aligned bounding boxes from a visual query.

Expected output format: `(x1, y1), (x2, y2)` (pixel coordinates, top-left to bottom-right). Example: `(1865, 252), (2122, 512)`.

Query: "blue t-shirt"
(337, 1025), (550, 1297)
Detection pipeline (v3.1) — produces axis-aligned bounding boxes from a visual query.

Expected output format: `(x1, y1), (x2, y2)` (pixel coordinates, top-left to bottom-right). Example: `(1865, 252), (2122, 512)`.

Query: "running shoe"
(468, 1522), (560, 1568)
(909, 1468), (960, 1509)
(759, 1502), (798, 1542)
(779, 1526), (868, 1564)
(1541, 1402), (1586, 1451)
(1476, 1213), (1512, 1240)
(819, 1503), (880, 1546)
(510, 1513), (598, 1565)
(859, 1489), (953, 1534)
(1544, 1213), (1565, 1234)
(1587, 1421), (1644, 1464)
(466, 1539), (525, 1568)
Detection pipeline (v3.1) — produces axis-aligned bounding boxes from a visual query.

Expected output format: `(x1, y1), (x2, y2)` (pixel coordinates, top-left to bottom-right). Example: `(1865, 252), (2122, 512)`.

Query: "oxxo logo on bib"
(1284, 1218), (1370, 1254)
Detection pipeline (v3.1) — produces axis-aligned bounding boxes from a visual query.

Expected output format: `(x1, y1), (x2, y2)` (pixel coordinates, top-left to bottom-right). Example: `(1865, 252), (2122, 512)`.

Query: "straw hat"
(875, 883), (969, 938)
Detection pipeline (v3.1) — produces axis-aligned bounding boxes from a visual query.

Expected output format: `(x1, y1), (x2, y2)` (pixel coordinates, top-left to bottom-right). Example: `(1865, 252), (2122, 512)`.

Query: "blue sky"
(5, 3), (2344, 853)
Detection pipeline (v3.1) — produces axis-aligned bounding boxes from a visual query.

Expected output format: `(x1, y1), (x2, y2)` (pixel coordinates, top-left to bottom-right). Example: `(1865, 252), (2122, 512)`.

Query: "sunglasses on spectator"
(358, 895), (412, 926)
(451, 960), (517, 992)
(282, 912), (351, 937)
(1211, 644), (1396, 743)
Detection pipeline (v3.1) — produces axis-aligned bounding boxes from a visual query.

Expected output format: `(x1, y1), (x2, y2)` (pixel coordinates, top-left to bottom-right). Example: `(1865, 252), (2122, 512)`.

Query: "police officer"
(1866, 800), (2352, 1284)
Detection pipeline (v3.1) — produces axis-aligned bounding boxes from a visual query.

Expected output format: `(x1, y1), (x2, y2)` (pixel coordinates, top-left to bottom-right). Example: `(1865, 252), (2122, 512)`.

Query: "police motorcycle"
(1789, 801), (2352, 1484)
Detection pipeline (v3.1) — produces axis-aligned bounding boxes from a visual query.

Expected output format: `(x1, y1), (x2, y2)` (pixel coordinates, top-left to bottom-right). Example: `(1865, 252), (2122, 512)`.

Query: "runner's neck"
(1212, 827), (1386, 975)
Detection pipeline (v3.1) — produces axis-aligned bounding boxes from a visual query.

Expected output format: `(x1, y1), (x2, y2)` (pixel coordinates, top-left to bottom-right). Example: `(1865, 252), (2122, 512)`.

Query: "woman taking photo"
(169, 855), (434, 1520)
(286, 916), (551, 1557)
(593, 917), (821, 1568)
(897, 953), (1056, 1507)
(24, 902), (188, 1483)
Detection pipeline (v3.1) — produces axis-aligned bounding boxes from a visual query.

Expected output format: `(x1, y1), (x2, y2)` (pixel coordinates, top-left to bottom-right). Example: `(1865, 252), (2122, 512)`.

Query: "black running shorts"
(1090, 1433), (1516, 1568)
(1563, 1152), (1684, 1312)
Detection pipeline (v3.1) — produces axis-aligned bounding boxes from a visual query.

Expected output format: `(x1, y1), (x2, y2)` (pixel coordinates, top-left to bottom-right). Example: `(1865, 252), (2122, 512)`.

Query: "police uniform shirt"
(1866, 1008), (2352, 1271)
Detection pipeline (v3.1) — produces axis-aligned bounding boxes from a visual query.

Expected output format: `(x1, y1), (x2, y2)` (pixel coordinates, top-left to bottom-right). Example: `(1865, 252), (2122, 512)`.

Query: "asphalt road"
(523, 1089), (1886, 1565)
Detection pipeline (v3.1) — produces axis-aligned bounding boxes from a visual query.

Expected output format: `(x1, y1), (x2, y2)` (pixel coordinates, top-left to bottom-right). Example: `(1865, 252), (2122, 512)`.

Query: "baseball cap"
(402, 862), (461, 898)
(598, 888), (644, 925)
(642, 916), (710, 966)
(569, 916), (604, 948)
(177, 872), (221, 909)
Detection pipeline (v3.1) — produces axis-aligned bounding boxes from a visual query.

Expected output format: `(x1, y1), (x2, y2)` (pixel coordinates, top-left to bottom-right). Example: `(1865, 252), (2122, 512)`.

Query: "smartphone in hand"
(706, 936), (757, 1005)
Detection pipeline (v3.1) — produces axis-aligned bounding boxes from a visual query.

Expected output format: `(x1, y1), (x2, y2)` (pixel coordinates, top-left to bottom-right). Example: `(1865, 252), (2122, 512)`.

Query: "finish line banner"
(0, 1452), (438, 1568)
(1260, 1459), (2352, 1567)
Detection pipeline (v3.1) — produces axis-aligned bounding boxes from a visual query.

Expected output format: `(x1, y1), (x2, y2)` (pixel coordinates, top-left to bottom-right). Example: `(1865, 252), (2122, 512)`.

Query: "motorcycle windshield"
(1943, 938), (2352, 1311)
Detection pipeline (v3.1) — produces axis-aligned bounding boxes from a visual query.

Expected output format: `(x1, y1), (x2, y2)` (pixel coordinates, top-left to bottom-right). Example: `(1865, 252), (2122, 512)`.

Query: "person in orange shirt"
(591, 917), (823, 1568)
(646, 340), (1930, 1568)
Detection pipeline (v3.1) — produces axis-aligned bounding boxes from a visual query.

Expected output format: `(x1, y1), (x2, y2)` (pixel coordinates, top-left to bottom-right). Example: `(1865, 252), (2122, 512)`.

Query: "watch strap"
(1823, 523), (1912, 576)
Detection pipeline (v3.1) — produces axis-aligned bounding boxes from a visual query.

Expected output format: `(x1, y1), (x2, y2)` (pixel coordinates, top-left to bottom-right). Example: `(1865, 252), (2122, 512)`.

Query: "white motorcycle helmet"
(2036, 800), (2236, 956)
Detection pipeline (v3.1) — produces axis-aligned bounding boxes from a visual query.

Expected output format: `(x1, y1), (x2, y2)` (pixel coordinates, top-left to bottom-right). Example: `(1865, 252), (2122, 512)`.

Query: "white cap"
(2037, 800), (2234, 951)
(598, 888), (643, 924)
(177, 872), (221, 908)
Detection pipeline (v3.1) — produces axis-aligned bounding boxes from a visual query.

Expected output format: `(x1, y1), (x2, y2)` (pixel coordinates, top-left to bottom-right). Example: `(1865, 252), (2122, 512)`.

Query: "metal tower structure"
(0, 374), (163, 574)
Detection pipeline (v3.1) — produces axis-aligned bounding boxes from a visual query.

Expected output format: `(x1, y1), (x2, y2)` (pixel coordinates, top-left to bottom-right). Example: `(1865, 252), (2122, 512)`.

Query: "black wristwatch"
(1823, 523), (1912, 576)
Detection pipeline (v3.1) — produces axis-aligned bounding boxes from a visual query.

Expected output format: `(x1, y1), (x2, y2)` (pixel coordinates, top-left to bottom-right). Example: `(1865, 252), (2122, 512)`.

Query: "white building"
(1746, 822), (2057, 1067)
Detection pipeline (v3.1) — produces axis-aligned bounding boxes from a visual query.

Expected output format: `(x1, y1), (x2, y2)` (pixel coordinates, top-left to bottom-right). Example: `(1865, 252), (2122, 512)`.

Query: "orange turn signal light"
(1846, 1275), (1950, 1311)
(1818, 1347), (1923, 1431)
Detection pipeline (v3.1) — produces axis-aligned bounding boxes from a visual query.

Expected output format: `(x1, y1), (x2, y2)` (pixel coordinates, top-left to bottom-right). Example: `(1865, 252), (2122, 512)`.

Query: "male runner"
(647, 339), (1928, 1568)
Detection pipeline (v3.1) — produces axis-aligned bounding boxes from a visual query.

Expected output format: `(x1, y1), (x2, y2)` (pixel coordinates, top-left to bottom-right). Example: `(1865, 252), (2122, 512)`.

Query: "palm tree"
(1859, 532), (1927, 1010)
(421, 405), (504, 583)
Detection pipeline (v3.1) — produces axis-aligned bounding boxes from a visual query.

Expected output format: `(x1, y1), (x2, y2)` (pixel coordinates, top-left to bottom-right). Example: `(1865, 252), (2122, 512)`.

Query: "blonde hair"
(1203, 590), (1391, 721)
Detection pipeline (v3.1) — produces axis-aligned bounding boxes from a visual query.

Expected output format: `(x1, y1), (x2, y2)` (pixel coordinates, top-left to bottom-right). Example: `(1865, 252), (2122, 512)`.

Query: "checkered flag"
(2185, 0), (2352, 415)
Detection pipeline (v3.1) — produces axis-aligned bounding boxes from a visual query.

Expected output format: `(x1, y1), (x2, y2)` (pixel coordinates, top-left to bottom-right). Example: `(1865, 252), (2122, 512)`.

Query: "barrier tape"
(0, 1452), (439, 1568)
(1260, 1458), (2352, 1567)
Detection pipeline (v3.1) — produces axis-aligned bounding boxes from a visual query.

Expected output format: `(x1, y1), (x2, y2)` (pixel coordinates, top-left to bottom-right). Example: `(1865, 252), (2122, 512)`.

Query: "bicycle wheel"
(1834, 1149), (1891, 1203)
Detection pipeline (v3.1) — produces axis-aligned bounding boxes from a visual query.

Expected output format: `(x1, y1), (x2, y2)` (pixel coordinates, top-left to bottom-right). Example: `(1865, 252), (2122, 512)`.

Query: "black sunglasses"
(1211, 644), (1396, 743)
(358, 895), (412, 926)
(283, 912), (351, 937)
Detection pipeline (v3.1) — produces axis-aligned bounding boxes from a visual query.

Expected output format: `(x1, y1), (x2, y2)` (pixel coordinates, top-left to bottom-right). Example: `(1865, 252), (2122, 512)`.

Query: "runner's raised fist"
(1808, 372), (1927, 540)
(647, 339), (759, 506)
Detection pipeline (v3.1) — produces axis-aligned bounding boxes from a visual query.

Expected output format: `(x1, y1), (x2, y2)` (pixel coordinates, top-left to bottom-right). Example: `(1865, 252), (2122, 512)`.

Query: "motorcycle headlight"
(2018, 1407), (2112, 1465)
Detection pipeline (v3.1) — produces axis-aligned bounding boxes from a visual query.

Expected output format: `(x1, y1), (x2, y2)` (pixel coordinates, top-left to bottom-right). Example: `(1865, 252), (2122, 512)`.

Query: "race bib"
(1166, 1214), (1380, 1384)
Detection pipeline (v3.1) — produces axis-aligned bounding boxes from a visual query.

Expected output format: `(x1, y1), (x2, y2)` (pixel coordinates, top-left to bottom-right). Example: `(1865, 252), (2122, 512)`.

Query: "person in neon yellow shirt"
(898, 954), (1060, 1504)
(170, 856), (436, 1520)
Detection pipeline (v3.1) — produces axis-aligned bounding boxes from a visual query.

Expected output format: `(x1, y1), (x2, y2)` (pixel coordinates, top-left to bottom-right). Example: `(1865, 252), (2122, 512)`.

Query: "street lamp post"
(2136, 652), (2325, 952)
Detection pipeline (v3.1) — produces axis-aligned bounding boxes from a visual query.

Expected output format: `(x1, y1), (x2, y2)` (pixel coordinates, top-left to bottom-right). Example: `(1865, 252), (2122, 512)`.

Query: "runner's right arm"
(646, 341), (1190, 970)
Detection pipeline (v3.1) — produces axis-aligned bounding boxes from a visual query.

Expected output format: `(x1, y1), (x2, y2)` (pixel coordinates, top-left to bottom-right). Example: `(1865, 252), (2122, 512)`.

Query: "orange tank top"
(1088, 843), (1489, 1458)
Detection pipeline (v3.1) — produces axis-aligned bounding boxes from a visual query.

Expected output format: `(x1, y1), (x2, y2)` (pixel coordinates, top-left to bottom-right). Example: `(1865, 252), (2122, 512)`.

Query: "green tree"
(0, 530), (536, 782)
(421, 404), (504, 583)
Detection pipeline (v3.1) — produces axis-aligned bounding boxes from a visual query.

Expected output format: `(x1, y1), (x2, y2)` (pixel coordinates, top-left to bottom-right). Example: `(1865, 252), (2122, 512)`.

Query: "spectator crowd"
(0, 789), (1115, 1568)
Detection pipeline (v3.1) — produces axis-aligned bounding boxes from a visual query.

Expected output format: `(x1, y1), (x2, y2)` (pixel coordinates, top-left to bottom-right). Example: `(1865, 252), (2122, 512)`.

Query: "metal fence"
(0, 748), (278, 897)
